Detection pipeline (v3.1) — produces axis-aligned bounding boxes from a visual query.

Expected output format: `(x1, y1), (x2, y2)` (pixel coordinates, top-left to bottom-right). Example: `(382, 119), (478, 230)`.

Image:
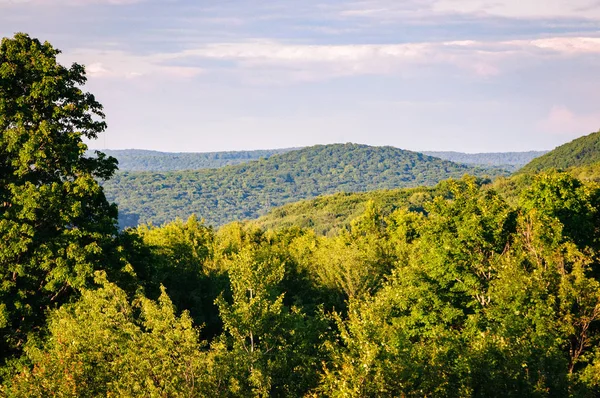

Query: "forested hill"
(423, 150), (547, 171)
(103, 143), (509, 228)
(90, 148), (296, 171)
(90, 148), (542, 172)
(520, 130), (600, 173)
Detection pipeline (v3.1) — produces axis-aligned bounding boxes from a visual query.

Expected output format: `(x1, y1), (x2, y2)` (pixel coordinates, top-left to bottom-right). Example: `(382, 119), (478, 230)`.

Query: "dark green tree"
(0, 33), (118, 357)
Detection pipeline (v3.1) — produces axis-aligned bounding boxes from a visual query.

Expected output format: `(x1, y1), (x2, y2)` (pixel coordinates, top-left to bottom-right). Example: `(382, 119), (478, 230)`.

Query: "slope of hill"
(519, 130), (600, 173)
(253, 186), (438, 236)
(424, 151), (547, 171)
(91, 148), (296, 171)
(103, 143), (509, 228)
(256, 162), (598, 236)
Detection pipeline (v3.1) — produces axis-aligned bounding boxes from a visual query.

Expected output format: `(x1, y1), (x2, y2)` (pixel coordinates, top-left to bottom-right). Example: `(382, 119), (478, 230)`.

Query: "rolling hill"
(92, 148), (297, 171)
(91, 148), (544, 172)
(103, 143), (509, 228)
(423, 151), (547, 171)
(519, 130), (600, 173)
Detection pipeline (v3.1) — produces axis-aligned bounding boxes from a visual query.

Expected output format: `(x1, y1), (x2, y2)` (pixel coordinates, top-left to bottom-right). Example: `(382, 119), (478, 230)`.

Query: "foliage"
(94, 148), (296, 172)
(254, 186), (435, 236)
(520, 130), (600, 173)
(319, 174), (600, 397)
(2, 273), (208, 397)
(0, 33), (118, 357)
(4, 171), (600, 396)
(104, 143), (507, 228)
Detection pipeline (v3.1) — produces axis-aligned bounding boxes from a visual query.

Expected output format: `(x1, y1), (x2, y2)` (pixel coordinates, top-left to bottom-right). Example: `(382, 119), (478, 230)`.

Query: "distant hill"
(90, 148), (297, 171)
(102, 143), (509, 228)
(423, 151), (547, 171)
(91, 148), (543, 173)
(520, 130), (600, 173)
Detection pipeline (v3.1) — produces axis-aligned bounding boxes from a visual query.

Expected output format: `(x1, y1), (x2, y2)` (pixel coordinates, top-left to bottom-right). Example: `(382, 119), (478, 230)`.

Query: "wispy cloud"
(432, 0), (600, 20)
(61, 49), (203, 80)
(339, 0), (600, 20)
(65, 35), (600, 84)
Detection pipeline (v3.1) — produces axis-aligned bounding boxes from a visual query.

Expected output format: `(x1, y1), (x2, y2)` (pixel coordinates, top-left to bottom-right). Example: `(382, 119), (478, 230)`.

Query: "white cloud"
(338, 0), (600, 20)
(432, 0), (600, 19)
(61, 50), (204, 80)
(61, 35), (600, 83)
(157, 36), (600, 80)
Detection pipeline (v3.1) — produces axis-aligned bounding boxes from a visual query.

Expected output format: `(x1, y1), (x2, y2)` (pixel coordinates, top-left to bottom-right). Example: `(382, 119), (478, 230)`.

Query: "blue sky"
(2, 0), (600, 153)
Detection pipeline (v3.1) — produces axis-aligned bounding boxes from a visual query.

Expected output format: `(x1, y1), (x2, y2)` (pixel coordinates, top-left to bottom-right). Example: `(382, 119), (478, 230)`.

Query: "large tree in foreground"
(0, 33), (118, 356)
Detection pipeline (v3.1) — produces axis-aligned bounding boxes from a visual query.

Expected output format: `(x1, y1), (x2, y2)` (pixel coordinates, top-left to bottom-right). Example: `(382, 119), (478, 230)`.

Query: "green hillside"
(519, 130), (600, 173)
(104, 143), (508, 228)
(253, 186), (438, 235)
(92, 148), (296, 171)
(256, 162), (600, 236)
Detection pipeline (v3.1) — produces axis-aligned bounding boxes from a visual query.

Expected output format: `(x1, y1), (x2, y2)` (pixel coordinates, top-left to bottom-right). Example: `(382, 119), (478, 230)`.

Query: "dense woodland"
(2, 33), (600, 397)
(98, 149), (544, 173)
(104, 144), (508, 228)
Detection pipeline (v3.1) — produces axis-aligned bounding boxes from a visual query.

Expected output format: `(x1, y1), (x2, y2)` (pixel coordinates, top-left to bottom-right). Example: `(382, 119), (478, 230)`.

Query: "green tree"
(0, 33), (118, 357)
(1, 272), (207, 397)
(210, 247), (323, 397)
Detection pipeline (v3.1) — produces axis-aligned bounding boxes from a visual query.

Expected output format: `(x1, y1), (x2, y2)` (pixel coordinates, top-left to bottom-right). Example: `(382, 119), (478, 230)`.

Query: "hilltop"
(520, 130), (600, 173)
(103, 143), (508, 228)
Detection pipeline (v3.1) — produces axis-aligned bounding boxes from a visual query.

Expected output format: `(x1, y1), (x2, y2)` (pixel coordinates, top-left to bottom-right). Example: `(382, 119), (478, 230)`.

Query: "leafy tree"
(1, 272), (207, 397)
(0, 33), (118, 356)
(210, 247), (324, 397)
(129, 216), (226, 339)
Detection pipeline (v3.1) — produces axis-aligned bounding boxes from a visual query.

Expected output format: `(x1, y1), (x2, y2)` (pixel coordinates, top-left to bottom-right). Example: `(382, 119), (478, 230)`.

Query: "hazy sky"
(2, 0), (600, 153)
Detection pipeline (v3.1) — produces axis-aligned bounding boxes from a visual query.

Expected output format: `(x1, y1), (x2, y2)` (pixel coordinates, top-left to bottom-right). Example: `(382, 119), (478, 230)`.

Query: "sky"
(1, 0), (600, 153)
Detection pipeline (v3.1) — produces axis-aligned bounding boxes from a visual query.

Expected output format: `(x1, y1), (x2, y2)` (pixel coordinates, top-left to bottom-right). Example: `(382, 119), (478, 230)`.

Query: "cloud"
(61, 50), (204, 80)
(338, 0), (600, 20)
(156, 36), (600, 80)
(432, 0), (600, 20)
(538, 105), (600, 135)
(61, 35), (600, 84)
(525, 37), (600, 54)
